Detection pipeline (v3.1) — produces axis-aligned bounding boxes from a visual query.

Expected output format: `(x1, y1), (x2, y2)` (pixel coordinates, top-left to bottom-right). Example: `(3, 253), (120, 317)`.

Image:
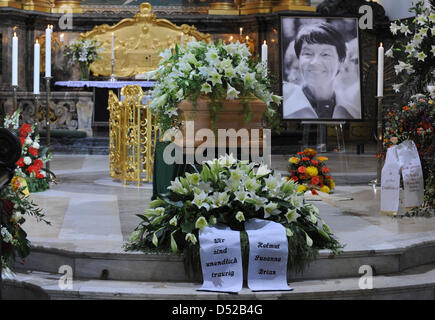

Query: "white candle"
(12, 32), (18, 86)
(45, 25), (52, 78)
(240, 27), (243, 37)
(34, 40), (40, 94)
(377, 43), (384, 97)
(261, 40), (268, 65)
(60, 33), (64, 43)
(229, 36), (233, 43)
(111, 33), (115, 62)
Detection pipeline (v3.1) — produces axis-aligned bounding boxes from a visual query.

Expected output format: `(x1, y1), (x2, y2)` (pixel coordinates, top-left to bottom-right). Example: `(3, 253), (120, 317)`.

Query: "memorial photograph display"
(281, 16), (363, 120)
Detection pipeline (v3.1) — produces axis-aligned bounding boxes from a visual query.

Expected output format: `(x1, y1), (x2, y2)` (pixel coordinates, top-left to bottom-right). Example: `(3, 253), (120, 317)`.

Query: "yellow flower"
(297, 185), (307, 193)
(11, 176), (30, 196)
(306, 166), (318, 177)
(317, 156), (328, 162)
(289, 157), (300, 164)
(319, 185), (330, 194)
(328, 179), (335, 190)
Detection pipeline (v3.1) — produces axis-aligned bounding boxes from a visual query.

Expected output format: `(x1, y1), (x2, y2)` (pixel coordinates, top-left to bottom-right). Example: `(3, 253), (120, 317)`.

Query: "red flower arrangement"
(288, 148), (335, 195)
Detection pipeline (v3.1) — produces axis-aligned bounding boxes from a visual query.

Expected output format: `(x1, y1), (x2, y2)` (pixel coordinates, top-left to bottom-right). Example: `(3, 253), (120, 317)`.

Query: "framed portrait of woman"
(280, 16), (363, 121)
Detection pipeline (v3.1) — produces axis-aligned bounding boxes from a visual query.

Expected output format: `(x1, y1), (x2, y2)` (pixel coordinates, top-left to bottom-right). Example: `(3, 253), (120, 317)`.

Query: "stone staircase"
(3, 237), (435, 299)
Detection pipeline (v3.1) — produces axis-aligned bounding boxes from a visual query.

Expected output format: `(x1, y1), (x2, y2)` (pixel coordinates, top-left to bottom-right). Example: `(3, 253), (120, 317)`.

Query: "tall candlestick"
(111, 33), (115, 62)
(262, 40), (268, 65)
(34, 40), (40, 94)
(377, 43), (384, 97)
(12, 32), (18, 86)
(45, 25), (52, 78)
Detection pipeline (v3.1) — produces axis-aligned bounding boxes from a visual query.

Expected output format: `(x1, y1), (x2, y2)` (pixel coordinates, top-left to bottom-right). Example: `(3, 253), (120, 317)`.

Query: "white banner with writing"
(198, 224), (243, 293)
(245, 219), (292, 291)
(381, 146), (401, 214)
(396, 140), (424, 208)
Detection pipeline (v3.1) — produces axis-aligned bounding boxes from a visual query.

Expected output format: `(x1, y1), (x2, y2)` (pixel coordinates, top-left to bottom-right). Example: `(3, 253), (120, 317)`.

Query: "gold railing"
(108, 85), (158, 186)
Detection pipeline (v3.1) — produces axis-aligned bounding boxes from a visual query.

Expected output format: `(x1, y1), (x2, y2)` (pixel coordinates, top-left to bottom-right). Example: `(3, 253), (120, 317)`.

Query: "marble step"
(4, 262), (435, 300)
(14, 237), (435, 283)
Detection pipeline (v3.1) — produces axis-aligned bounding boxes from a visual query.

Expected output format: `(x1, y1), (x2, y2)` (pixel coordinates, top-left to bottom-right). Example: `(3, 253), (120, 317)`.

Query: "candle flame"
(14, 32), (17, 37)
(246, 36), (249, 40)
(230, 36), (233, 41)
(263, 40), (266, 45)
(36, 39), (39, 44)
(380, 42), (383, 47)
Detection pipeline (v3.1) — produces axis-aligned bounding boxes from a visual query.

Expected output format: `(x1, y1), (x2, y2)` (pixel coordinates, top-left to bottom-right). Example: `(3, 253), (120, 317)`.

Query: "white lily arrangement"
(126, 154), (342, 276)
(386, 1), (434, 96)
(147, 40), (282, 133)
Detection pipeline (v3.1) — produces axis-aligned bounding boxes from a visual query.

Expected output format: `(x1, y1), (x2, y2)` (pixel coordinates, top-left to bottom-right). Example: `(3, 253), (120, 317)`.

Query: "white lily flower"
(226, 84), (240, 100)
(234, 190), (248, 203)
(192, 191), (211, 211)
(385, 46), (394, 58)
(245, 193), (267, 211)
(208, 69), (222, 86)
(263, 202), (280, 219)
(201, 82), (212, 94)
(415, 51), (427, 62)
(285, 209), (300, 223)
(399, 23), (411, 36)
(219, 154), (237, 167)
(392, 83), (402, 93)
(235, 211), (245, 222)
(390, 22), (400, 35)
(245, 177), (261, 192)
(255, 164), (271, 177)
(416, 14), (427, 26)
(185, 233), (197, 245)
(169, 216), (178, 226)
(195, 216), (208, 230)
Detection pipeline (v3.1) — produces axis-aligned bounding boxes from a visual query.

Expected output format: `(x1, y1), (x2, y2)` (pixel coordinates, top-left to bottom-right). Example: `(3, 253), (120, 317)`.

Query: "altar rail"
(108, 85), (158, 185)
(0, 91), (94, 136)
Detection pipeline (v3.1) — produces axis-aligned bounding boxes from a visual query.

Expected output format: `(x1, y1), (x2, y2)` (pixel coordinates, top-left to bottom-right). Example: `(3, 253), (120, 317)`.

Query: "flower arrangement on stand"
(126, 154), (343, 276)
(385, 1), (434, 97)
(287, 148), (335, 196)
(384, 1), (434, 215)
(146, 40), (281, 133)
(1, 177), (50, 277)
(4, 110), (53, 193)
(64, 38), (102, 81)
(384, 96), (434, 215)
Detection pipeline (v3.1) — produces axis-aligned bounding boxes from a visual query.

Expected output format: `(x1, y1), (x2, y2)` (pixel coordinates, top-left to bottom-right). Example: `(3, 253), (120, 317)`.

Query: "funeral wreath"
(126, 154), (343, 275)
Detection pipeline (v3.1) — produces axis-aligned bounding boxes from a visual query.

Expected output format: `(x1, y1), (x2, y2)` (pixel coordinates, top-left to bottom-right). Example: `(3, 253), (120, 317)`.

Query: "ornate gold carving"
(21, 0), (52, 12)
(239, 0), (273, 15)
(0, 0), (22, 9)
(108, 85), (158, 185)
(208, 1), (240, 15)
(81, 3), (211, 78)
(272, 0), (316, 13)
(52, 0), (82, 13)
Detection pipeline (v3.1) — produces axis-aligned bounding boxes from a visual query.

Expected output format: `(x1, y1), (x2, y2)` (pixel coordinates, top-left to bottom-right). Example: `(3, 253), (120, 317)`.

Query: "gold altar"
(108, 85), (158, 185)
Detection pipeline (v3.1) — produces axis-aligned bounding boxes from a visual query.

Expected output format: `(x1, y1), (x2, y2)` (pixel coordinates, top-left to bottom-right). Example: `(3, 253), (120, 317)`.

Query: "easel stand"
(301, 121), (346, 153)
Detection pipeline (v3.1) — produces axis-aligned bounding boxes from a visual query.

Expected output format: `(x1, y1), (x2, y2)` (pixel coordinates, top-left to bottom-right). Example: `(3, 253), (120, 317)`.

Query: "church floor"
(22, 152), (435, 255)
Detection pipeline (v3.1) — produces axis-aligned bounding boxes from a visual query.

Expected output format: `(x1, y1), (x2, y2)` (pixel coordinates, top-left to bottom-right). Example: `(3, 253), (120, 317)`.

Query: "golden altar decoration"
(80, 3), (211, 78)
(108, 85), (158, 185)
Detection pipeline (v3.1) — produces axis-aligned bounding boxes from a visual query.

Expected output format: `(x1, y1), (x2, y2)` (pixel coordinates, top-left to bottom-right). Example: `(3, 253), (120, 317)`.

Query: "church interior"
(0, 0), (434, 301)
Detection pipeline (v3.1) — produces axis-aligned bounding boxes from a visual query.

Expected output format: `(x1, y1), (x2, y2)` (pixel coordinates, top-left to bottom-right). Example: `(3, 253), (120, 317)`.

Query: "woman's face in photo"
(298, 42), (340, 87)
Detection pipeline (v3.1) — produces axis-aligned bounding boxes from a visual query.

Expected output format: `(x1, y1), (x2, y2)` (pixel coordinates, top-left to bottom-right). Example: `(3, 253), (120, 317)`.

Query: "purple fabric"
(54, 81), (156, 88)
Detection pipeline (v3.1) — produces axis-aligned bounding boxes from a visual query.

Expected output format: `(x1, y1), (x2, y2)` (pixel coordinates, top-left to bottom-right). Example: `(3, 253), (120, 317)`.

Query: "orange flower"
(402, 106), (409, 111)
(311, 176), (320, 185)
(302, 157), (310, 161)
(303, 148), (317, 158)
(321, 167), (330, 174)
(311, 159), (319, 166)
(298, 166), (307, 174)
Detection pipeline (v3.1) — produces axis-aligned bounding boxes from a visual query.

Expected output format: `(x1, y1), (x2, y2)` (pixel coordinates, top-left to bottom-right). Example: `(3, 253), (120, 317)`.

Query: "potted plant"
(147, 40), (282, 144)
(64, 38), (102, 81)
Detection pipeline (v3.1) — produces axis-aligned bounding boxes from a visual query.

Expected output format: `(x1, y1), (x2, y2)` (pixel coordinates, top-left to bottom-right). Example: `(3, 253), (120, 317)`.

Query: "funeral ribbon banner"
(381, 146), (401, 214)
(198, 224), (243, 293)
(245, 219), (292, 291)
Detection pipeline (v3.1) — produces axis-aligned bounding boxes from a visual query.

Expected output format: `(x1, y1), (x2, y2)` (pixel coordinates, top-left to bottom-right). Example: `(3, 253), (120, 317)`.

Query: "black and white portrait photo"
(281, 16), (362, 120)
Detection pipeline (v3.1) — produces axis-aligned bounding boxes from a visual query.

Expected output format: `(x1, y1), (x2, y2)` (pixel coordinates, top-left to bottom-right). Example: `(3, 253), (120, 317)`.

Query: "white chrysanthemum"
(32, 142), (40, 149)
(25, 137), (33, 145)
(23, 157), (32, 165)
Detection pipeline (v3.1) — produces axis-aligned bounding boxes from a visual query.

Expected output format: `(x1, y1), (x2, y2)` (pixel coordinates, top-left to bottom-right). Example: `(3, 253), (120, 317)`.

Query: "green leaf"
(181, 220), (195, 233)
(170, 231), (179, 253)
